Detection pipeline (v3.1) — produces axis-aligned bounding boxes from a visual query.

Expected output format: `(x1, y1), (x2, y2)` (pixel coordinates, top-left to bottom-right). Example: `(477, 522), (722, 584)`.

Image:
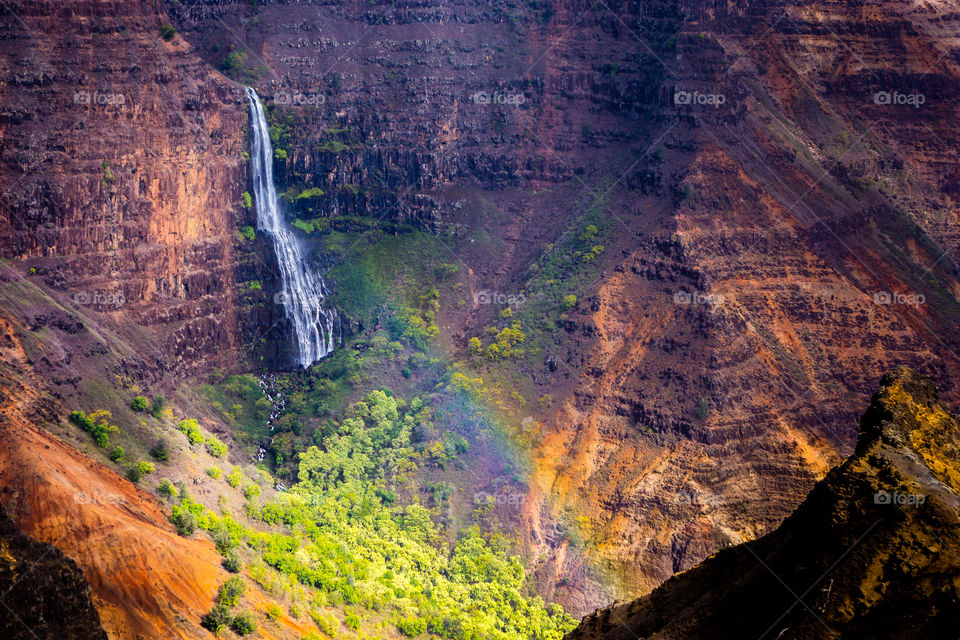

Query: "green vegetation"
(126, 460), (154, 483)
(101, 161), (114, 186)
(201, 576), (251, 633)
(207, 466), (223, 479)
(109, 446), (125, 462)
(317, 140), (349, 154)
(69, 410), (118, 448)
(226, 467), (243, 488)
(131, 396), (149, 412)
(293, 217), (328, 234)
(206, 436), (228, 458)
(223, 548), (243, 573)
(157, 479), (178, 500)
(150, 439), (170, 462)
(241, 191), (253, 210)
(150, 396), (166, 420)
(221, 50), (247, 74)
(470, 322), (526, 361)
(177, 419), (206, 447)
(294, 187), (325, 201)
(180, 390), (574, 639)
(170, 503), (198, 536)
(230, 610), (257, 635)
(160, 23), (176, 41)
(202, 374), (271, 441)
(238, 225), (255, 242)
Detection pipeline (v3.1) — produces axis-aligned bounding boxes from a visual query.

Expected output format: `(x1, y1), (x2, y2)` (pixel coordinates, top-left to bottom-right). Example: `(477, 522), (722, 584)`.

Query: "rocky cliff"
(165, 0), (960, 613)
(565, 366), (960, 639)
(1, 0), (960, 626)
(0, 0), (281, 377)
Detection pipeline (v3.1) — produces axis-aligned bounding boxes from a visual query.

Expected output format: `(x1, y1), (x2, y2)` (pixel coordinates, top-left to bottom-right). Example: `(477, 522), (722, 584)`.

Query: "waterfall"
(246, 87), (337, 367)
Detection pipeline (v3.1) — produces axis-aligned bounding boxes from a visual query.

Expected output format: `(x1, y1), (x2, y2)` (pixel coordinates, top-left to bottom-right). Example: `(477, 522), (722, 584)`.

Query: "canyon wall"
(169, 0), (960, 612)
(0, 0), (278, 377)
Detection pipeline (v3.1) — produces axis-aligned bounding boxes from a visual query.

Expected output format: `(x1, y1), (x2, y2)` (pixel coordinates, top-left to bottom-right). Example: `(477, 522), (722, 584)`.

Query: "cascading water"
(246, 87), (337, 367)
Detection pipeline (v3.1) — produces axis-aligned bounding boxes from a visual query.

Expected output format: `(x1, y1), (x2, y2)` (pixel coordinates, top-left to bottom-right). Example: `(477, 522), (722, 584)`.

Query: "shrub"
(138, 461), (155, 476)
(126, 466), (142, 482)
(243, 484), (261, 500)
(226, 467), (242, 488)
(241, 191), (253, 210)
(206, 466), (222, 479)
(265, 603), (282, 620)
(109, 446), (125, 462)
(157, 479), (177, 500)
(159, 23), (176, 41)
(150, 439), (170, 462)
(200, 602), (232, 632)
(468, 336), (482, 355)
(221, 50), (248, 73)
(397, 617), (428, 637)
(218, 575), (246, 607)
(130, 396), (149, 412)
(230, 610), (257, 635)
(150, 396), (166, 420)
(345, 611), (360, 630)
(206, 437), (228, 458)
(69, 410), (117, 448)
(562, 294), (577, 309)
(170, 505), (197, 536)
(177, 419), (206, 446)
(222, 548), (242, 573)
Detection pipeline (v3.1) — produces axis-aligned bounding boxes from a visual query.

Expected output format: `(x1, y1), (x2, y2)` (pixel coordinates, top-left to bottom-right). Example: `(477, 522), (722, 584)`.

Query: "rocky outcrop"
(0, 503), (108, 640)
(565, 367), (960, 639)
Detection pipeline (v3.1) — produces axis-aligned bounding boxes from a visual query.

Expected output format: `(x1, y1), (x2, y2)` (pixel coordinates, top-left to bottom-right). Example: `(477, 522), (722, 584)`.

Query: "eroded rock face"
(564, 367), (960, 639)
(166, 0), (960, 613)
(2, 0), (959, 622)
(0, 0), (275, 376)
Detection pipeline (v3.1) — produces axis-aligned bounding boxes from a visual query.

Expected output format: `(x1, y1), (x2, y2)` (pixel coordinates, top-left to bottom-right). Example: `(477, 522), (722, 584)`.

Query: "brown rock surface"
(168, 0), (960, 612)
(0, 313), (316, 639)
(564, 367), (960, 639)
(0, 0), (277, 376)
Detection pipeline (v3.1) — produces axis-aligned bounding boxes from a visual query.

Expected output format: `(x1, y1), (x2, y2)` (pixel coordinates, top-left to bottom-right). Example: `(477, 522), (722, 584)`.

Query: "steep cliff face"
(2, 0), (959, 627)
(565, 367), (960, 639)
(0, 0), (270, 377)
(165, 0), (960, 613)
